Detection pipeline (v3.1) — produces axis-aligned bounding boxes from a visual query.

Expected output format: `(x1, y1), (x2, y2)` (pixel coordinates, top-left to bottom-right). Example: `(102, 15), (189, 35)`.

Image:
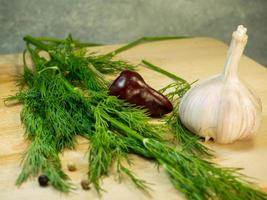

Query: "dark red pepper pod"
(109, 70), (173, 117)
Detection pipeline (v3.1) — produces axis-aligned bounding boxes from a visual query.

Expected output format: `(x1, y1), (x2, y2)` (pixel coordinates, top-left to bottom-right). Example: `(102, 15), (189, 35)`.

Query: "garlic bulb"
(179, 25), (262, 144)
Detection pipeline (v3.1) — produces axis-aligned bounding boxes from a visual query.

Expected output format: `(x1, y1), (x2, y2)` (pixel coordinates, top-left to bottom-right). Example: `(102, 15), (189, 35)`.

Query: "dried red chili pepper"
(109, 70), (173, 117)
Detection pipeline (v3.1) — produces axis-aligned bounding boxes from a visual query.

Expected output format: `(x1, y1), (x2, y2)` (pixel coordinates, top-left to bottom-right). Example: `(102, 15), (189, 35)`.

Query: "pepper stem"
(222, 25), (248, 81)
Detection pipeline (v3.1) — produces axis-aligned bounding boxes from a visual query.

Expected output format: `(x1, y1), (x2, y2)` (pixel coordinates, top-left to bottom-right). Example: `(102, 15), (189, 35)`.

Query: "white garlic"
(179, 25), (262, 144)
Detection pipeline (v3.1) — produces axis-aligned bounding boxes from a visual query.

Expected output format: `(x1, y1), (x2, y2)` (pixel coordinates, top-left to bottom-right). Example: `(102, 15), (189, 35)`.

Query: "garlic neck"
(223, 25), (248, 81)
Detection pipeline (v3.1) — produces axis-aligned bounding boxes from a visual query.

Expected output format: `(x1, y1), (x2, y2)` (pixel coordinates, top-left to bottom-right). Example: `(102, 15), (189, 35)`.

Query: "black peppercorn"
(38, 175), (49, 187)
(81, 179), (91, 190)
(67, 162), (77, 172)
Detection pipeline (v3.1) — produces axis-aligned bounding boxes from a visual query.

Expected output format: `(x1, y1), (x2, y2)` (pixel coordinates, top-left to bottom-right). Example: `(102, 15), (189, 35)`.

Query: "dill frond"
(88, 105), (150, 193)
(144, 138), (267, 200)
(142, 60), (212, 157)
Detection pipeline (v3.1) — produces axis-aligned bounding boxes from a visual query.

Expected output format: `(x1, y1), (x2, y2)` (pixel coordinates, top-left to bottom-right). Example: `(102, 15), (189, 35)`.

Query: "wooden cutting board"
(0, 37), (267, 200)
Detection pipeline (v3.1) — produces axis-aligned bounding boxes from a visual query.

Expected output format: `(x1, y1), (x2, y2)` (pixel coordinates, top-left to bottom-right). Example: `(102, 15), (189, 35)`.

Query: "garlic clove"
(179, 25), (262, 144)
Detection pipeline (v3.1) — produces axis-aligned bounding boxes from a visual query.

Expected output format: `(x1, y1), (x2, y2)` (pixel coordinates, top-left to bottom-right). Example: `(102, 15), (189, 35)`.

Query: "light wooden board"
(0, 37), (267, 200)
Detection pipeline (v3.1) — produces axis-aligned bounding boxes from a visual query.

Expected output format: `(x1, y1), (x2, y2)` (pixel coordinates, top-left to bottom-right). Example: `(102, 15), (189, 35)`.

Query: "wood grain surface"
(0, 37), (267, 200)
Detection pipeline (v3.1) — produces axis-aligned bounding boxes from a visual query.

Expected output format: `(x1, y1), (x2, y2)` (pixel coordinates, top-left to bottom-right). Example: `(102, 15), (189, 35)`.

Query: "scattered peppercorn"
(81, 179), (90, 190)
(38, 175), (49, 187)
(67, 162), (77, 172)
(109, 70), (173, 117)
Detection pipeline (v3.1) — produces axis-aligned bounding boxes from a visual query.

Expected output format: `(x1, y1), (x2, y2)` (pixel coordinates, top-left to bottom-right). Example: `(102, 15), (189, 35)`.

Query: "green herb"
(99, 110), (267, 200)
(88, 101), (152, 192)
(6, 35), (267, 200)
(142, 60), (212, 157)
(7, 36), (167, 192)
(106, 36), (189, 57)
(33, 35), (103, 48)
(142, 60), (189, 84)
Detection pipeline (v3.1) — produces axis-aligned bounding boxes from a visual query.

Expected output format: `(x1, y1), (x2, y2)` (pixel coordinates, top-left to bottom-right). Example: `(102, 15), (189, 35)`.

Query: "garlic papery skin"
(179, 25), (262, 144)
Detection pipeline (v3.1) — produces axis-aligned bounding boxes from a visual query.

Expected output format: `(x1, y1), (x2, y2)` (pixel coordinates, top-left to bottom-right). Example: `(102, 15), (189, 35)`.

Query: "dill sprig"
(142, 60), (212, 157)
(6, 43), (94, 191)
(8, 78), (75, 191)
(87, 54), (136, 74)
(143, 138), (267, 200)
(6, 35), (267, 199)
(100, 113), (267, 199)
(88, 103), (152, 193)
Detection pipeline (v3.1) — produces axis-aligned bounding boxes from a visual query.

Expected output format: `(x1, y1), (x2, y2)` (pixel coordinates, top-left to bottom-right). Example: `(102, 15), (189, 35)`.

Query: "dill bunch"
(6, 42), (96, 191)
(6, 35), (267, 200)
(7, 35), (167, 192)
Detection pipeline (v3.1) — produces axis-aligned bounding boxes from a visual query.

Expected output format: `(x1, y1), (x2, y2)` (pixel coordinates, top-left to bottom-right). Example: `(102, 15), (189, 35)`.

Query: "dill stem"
(101, 112), (144, 141)
(38, 66), (60, 74)
(24, 35), (52, 51)
(142, 60), (188, 83)
(34, 36), (103, 48)
(106, 36), (189, 57)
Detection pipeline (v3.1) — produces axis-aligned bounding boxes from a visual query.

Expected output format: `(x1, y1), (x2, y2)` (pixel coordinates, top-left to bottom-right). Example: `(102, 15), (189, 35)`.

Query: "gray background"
(0, 0), (266, 66)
